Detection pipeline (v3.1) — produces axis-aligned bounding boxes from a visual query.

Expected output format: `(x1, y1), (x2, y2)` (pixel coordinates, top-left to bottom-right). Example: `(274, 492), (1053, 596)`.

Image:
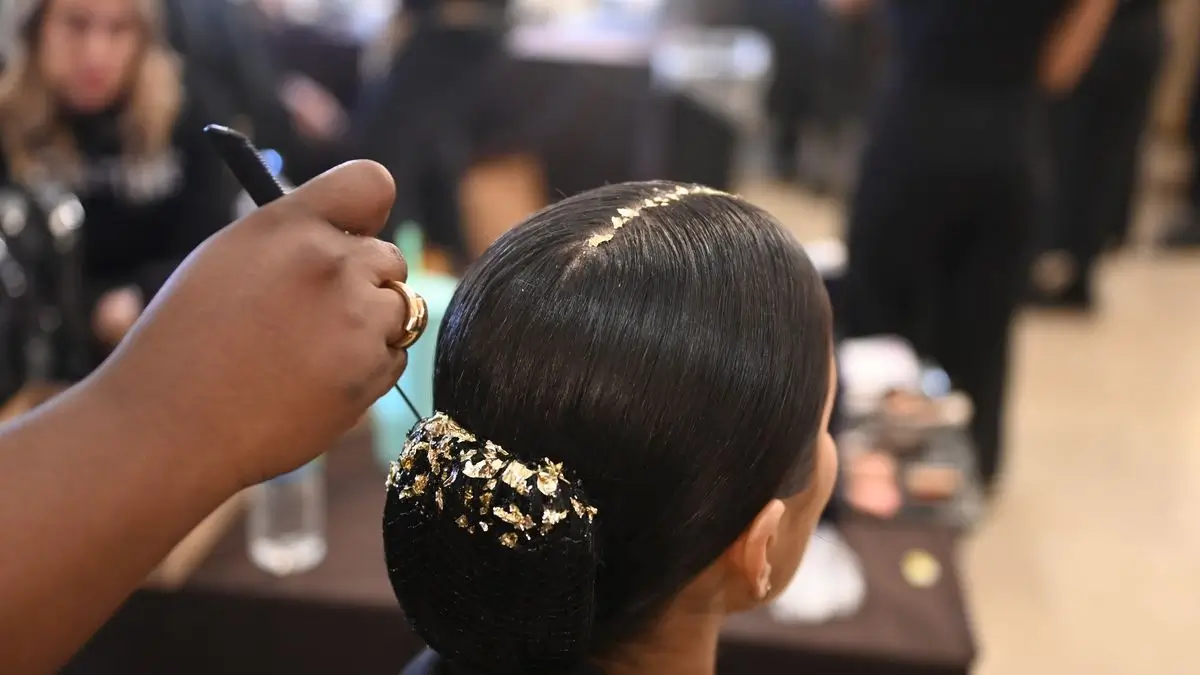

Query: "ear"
(725, 499), (786, 602)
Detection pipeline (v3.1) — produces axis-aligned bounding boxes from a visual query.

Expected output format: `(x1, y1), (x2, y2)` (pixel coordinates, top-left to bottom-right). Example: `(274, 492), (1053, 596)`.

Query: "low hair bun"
(384, 413), (600, 675)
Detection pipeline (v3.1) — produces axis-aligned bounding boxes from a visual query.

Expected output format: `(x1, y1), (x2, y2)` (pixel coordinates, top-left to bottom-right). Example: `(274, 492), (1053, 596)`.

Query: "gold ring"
(384, 280), (428, 349)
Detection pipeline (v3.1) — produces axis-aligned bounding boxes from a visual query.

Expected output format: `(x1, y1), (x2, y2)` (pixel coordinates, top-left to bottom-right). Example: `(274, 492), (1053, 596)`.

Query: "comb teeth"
(203, 124), (287, 206)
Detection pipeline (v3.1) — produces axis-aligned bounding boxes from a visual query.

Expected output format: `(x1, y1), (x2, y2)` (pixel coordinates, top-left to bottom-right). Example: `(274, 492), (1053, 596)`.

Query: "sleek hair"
(385, 181), (833, 675)
(0, 0), (182, 185)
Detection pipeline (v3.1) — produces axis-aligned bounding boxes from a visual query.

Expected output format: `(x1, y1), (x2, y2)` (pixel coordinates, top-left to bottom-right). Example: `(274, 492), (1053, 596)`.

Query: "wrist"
(82, 368), (243, 503)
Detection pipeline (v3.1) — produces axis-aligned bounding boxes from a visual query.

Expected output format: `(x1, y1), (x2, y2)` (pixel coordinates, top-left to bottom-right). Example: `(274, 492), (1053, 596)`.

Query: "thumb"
(283, 160), (396, 237)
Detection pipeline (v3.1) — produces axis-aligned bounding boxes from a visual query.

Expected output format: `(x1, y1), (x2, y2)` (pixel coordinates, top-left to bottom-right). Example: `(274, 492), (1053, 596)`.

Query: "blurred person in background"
(1030, 0), (1164, 310)
(1158, 60), (1200, 249)
(0, 0), (227, 377)
(838, 0), (1117, 491)
(750, 0), (875, 191)
(161, 0), (348, 183)
(355, 0), (544, 270)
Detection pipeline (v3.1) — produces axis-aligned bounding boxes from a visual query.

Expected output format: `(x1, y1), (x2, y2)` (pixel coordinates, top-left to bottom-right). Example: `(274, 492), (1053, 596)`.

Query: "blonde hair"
(0, 0), (182, 186)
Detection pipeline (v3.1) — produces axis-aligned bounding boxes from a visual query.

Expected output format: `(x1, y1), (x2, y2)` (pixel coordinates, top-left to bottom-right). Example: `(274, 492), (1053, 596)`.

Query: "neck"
(601, 604), (724, 675)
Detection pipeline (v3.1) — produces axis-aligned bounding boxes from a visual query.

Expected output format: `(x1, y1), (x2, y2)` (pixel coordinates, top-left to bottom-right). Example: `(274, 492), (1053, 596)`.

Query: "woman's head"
(384, 182), (837, 674)
(35, 0), (150, 112)
(0, 0), (180, 182)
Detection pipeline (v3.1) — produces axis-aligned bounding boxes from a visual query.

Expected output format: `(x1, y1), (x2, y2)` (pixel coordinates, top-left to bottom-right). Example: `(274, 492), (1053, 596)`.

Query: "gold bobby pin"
(587, 184), (730, 248)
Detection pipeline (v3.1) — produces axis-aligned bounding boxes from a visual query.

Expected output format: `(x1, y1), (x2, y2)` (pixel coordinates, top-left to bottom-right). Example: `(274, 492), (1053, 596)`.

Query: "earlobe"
(757, 567), (773, 600)
(728, 499), (786, 603)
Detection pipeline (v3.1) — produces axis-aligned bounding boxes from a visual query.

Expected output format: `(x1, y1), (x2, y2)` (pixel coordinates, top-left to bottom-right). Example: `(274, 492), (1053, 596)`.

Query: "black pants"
(839, 84), (1038, 486)
(747, 0), (822, 162)
(1039, 5), (1164, 283)
(749, 1), (877, 163)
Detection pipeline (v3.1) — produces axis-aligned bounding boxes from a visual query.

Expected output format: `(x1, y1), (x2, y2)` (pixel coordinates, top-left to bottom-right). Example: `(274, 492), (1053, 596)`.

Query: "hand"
(92, 161), (410, 487)
(93, 287), (143, 347)
(280, 74), (348, 141)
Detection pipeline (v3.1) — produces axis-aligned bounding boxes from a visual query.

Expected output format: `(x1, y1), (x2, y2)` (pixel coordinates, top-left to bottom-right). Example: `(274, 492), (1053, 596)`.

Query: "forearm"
(1040, 0), (1119, 93)
(0, 377), (236, 673)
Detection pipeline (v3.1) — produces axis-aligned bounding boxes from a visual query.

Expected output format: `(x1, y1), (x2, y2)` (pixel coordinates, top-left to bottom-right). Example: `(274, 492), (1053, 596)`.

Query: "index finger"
(283, 160), (397, 237)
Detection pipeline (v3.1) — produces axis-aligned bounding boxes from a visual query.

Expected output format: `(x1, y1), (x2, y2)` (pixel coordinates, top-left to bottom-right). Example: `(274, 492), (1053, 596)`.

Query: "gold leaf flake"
(587, 232), (614, 247)
(463, 457), (504, 479)
(537, 461), (564, 496)
(500, 461), (535, 494)
(493, 504), (535, 531)
(571, 497), (598, 521)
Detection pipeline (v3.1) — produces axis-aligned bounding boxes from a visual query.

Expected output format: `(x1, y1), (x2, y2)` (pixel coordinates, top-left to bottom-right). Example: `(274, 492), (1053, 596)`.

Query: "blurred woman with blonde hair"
(0, 0), (227, 377)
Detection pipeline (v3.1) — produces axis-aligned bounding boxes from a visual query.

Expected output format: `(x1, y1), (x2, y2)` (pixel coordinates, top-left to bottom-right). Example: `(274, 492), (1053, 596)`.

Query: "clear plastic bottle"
(247, 460), (327, 577)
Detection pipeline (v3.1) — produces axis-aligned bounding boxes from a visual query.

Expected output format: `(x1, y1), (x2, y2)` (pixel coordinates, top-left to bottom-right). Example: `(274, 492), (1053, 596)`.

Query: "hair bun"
(384, 413), (600, 675)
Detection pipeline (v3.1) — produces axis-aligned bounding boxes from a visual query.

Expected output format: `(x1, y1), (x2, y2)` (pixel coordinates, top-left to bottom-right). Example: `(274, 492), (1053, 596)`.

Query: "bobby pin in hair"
(587, 184), (729, 248)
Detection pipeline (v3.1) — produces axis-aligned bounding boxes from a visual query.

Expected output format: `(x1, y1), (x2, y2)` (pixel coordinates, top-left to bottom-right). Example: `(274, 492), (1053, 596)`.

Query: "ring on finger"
(383, 281), (428, 349)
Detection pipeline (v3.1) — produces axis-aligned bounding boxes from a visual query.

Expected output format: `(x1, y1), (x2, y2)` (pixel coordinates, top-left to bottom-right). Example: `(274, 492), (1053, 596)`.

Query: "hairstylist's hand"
(93, 161), (410, 487)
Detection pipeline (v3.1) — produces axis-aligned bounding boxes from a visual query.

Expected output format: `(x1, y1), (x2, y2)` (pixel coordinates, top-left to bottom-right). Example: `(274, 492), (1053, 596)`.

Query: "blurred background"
(1, 0), (1198, 673)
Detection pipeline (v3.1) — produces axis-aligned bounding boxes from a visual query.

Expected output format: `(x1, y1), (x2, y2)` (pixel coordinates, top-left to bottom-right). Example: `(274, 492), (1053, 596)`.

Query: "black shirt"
(0, 100), (228, 320)
(885, 0), (1068, 92)
(352, 23), (531, 256)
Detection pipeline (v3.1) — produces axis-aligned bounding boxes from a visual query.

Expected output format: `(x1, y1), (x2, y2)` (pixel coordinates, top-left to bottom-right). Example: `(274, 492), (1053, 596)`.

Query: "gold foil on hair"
(571, 497), (598, 521)
(493, 504), (535, 531)
(401, 472), (429, 499)
(587, 232), (615, 247)
(500, 461), (535, 495)
(537, 461), (564, 497)
(541, 508), (568, 534)
(390, 412), (601, 551)
(584, 183), (733, 249)
(463, 457), (504, 479)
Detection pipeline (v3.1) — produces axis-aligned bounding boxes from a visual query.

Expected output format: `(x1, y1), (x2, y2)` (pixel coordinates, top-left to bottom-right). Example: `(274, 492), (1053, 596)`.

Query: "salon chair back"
(370, 224), (458, 469)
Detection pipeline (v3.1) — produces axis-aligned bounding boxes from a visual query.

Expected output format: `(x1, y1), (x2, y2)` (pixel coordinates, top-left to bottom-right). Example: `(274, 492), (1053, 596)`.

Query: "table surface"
(186, 434), (976, 672)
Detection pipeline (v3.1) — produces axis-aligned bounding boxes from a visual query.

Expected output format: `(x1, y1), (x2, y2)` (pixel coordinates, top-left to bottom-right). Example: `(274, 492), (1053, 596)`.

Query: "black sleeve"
(129, 118), (231, 302)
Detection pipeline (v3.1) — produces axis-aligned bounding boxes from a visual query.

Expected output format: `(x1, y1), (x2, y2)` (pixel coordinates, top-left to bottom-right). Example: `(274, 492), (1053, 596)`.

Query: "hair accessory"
(384, 412), (601, 675)
(387, 412), (598, 549)
(587, 183), (731, 247)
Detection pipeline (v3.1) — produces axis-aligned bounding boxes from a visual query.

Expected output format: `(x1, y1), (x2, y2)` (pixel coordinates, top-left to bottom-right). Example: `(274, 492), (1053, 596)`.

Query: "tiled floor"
(741, 180), (1200, 675)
